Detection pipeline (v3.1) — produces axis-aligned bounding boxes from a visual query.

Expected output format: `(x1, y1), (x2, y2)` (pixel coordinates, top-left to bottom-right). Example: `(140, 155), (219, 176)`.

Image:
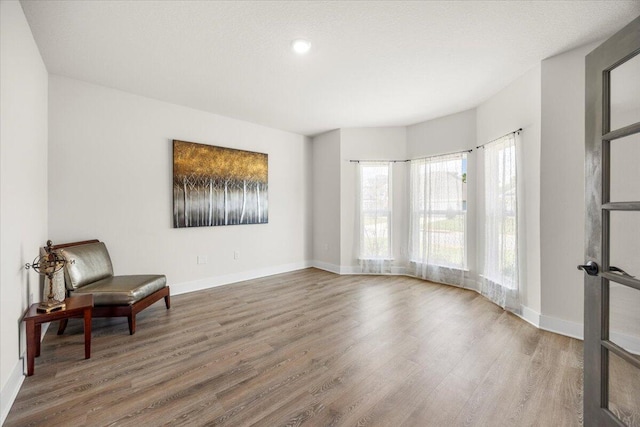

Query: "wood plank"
(4, 269), (601, 426)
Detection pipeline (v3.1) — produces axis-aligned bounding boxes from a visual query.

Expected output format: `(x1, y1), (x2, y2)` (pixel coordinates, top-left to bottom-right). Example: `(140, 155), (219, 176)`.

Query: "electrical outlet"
(323, 244), (329, 251)
(197, 255), (208, 265)
(234, 251), (240, 260)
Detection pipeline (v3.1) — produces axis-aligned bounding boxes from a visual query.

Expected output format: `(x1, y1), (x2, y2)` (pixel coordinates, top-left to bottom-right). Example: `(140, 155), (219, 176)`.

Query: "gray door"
(582, 15), (640, 427)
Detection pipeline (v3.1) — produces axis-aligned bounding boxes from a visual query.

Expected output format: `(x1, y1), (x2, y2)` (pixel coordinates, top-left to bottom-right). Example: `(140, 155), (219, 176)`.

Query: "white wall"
(540, 43), (639, 351)
(540, 43), (598, 331)
(0, 1), (49, 422)
(407, 109), (476, 159)
(339, 127), (407, 271)
(48, 76), (312, 294)
(476, 65), (542, 313)
(407, 109), (477, 287)
(311, 130), (342, 270)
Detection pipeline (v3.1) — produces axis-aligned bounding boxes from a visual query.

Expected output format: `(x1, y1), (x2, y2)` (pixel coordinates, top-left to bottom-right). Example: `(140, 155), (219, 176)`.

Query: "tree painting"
(173, 140), (268, 227)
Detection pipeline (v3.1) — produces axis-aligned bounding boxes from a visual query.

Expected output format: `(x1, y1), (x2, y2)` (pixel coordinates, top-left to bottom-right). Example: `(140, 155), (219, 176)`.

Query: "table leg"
(26, 320), (36, 376)
(35, 323), (42, 357)
(83, 308), (92, 359)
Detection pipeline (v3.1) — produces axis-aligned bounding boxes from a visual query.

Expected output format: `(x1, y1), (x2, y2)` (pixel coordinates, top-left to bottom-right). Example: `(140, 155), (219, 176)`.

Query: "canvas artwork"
(173, 140), (268, 228)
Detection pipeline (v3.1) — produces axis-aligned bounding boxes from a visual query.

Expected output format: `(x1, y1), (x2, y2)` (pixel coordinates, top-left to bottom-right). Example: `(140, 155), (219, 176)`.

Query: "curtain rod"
(476, 128), (522, 149)
(349, 159), (409, 163)
(349, 148), (473, 163)
(410, 148), (473, 162)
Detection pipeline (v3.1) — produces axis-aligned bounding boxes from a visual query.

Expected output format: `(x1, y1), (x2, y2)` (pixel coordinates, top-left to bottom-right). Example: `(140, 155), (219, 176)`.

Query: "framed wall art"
(173, 140), (268, 228)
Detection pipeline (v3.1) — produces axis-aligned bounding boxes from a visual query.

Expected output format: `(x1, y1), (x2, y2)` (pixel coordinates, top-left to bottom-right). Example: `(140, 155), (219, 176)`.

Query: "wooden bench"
(54, 239), (170, 335)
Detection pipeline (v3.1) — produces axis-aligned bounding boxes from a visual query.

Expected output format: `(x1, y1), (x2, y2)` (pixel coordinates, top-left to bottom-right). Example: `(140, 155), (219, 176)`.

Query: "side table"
(23, 294), (93, 376)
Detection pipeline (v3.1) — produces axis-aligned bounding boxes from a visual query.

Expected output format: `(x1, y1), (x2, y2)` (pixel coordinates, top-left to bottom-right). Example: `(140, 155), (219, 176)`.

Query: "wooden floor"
(6, 268), (587, 426)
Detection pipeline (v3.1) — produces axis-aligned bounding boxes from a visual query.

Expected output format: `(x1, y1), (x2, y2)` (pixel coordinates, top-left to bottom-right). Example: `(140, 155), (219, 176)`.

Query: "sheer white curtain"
(409, 153), (467, 286)
(357, 162), (392, 274)
(481, 133), (522, 312)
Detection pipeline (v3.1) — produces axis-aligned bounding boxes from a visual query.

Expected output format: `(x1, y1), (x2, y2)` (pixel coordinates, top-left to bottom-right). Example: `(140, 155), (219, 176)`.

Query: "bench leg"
(164, 294), (171, 309)
(128, 314), (136, 335)
(83, 307), (92, 359)
(58, 319), (69, 335)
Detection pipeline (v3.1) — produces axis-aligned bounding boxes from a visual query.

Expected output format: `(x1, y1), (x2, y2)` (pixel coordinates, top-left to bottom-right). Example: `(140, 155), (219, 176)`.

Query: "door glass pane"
(610, 133), (640, 202)
(608, 350), (640, 426)
(610, 53), (640, 131)
(609, 281), (640, 356)
(609, 211), (640, 357)
(610, 211), (640, 278)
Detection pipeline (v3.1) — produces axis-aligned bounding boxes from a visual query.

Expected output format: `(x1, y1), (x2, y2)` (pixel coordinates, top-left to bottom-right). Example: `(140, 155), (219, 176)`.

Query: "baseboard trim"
(339, 265), (360, 275)
(391, 266), (407, 275)
(464, 278), (480, 291)
(310, 261), (341, 274)
(539, 314), (583, 340)
(536, 313), (639, 355)
(315, 263), (408, 276)
(1, 359), (25, 425)
(171, 261), (312, 296)
(1, 322), (49, 425)
(519, 305), (541, 329)
(518, 306), (586, 342)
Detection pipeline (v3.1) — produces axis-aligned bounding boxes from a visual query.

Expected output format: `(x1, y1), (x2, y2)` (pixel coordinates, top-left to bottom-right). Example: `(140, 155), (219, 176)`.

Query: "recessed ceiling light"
(291, 39), (311, 55)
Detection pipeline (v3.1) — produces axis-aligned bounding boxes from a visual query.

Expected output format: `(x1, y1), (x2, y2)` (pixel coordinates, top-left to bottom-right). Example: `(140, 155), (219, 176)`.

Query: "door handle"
(578, 261), (599, 276)
(609, 266), (635, 278)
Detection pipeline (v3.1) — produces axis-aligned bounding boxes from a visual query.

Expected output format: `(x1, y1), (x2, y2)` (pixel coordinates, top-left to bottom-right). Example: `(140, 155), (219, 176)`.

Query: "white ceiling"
(20, 1), (640, 136)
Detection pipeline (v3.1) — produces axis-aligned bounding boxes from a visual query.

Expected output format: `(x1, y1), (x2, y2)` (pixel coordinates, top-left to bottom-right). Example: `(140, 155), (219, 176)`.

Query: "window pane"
(359, 163), (391, 259)
(484, 135), (518, 289)
(410, 153), (467, 269)
(363, 215), (390, 257)
(421, 212), (466, 267)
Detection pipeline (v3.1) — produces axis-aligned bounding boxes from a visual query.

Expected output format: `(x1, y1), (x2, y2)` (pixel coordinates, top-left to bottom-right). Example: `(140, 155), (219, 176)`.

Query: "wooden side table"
(23, 294), (93, 376)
